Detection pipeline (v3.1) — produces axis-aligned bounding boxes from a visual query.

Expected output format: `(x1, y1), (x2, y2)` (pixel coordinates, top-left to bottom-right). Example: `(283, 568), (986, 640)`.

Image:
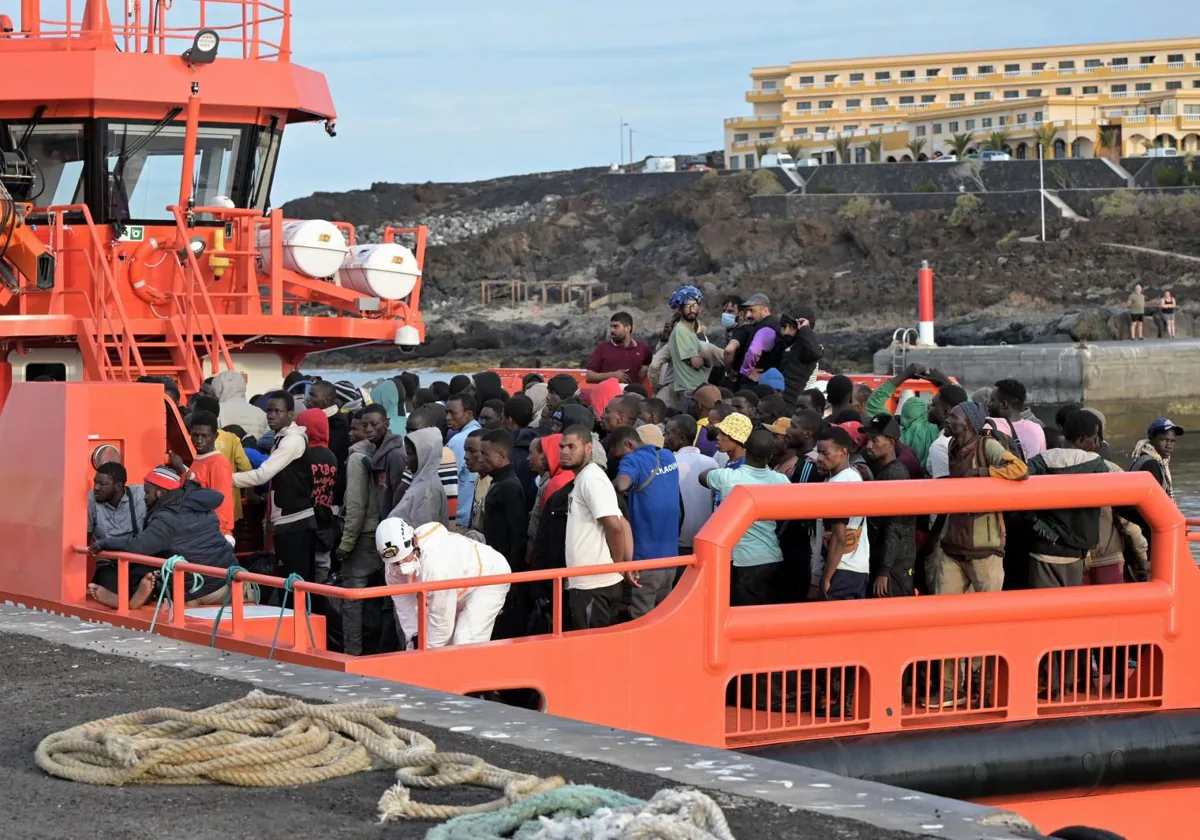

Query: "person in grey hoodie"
(335, 427), (382, 656)
(364, 404), (409, 520)
(212, 370), (268, 438)
(388, 426), (449, 528)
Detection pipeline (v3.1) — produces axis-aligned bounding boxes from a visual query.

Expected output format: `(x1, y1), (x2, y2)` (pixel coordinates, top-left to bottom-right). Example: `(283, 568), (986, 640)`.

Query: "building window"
(825, 151), (836, 164)
(1026, 89), (1043, 97)
(729, 156), (739, 170)
(761, 81), (777, 90)
(744, 154), (755, 169)
(1056, 87), (1073, 95)
(1136, 82), (1151, 91)
(922, 94), (938, 103)
(849, 72), (864, 82)
(1111, 84), (1127, 93)
(949, 121), (959, 132)
(1110, 57), (1128, 66)
(797, 102), (812, 110)
(900, 70), (916, 79)
(1140, 55), (1156, 64)
(926, 68), (941, 77)
(870, 123), (885, 130)
(952, 66), (968, 76)
(1017, 114), (1028, 124)
(875, 71), (891, 80)
(799, 75), (814, 84)
(843, 124), (859, 131)
(974, 91), (993, 101)
(1195, 80), (1200, 88)
(870, 97), (887, 106)
(819, 100), (834, 109)
(978, 64), (995, 74)
(1034, 111), (1044, 122)
(1083, 85), (1099, 94)
(815, 126), (831, 134)
(1167, 81), (1183, 90)
(933, 123), (943, 134)
(1169, 53), (1184, 63)
(1060, 60), (1076, 69)
(899, 96), (914, 105)
(758, 131), (774, 139)
(825, 74), (838, 83)
(999, 115), (1008, 125)
(1004, 90), (1020, 99)
(1032, 61), (1047, 71)
(982, 117), (994, 127)
(793, 127), (808, 135)
(846, 98), (862, 107)
(950, 93), (966, 102)
(1084, 59), (1102, 68)
(966, 119), (976, 129)
(733, 133), (748, 142)
(916, 125), (927, 136)
(1005, 63), (1020, 72)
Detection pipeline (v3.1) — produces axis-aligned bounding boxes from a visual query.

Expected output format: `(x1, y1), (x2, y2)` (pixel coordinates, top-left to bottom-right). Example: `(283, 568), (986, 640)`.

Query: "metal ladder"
(891, 327), (917, 375)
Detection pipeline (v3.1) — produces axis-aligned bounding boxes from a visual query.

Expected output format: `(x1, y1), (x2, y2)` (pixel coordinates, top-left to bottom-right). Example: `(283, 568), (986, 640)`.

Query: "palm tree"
(1098, 126), (1118, 159)
(948, 132), (972, 158)
(984, 129), (1012, 152)
(785, 141), (803, 162)
(754, 141), (771, 165)
(906, 138), (926, 161)
(867, 138), (883, 163)
(1033, 123), (1058, 158)
(832, 136), (853, 164)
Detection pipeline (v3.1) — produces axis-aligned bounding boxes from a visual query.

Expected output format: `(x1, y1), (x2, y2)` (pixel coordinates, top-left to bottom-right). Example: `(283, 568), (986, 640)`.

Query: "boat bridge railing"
(4, 1), (293, 62)
(51, 465), (1197, 749)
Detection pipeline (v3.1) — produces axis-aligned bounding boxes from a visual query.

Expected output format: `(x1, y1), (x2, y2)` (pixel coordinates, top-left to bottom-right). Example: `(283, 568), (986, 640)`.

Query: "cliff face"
(283, 170), (1200, 369)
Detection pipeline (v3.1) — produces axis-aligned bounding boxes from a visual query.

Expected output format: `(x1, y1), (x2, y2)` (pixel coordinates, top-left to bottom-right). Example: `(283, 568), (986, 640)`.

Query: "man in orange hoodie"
(176, 410), (235, 545)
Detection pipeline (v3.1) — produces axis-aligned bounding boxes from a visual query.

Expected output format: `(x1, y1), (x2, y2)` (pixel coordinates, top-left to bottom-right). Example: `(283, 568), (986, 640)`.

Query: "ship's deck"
(0, 605), (1032, 840)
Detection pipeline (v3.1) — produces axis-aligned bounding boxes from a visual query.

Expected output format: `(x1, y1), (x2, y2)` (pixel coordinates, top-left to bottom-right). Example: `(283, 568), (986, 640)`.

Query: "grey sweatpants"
(340, 535), (382, 656)
(628, 568), (676, 619)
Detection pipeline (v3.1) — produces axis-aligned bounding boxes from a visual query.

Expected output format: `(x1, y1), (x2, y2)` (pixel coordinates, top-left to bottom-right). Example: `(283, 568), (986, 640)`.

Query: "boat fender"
(1050, 828), (1127, 840)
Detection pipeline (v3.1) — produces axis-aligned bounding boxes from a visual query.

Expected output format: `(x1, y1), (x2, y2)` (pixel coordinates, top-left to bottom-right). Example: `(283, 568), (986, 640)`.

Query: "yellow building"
(725, 38), (1200, 167)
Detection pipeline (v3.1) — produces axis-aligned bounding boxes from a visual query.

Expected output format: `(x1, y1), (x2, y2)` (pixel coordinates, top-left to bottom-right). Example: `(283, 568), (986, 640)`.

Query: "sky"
(271, 2), (1181, 201)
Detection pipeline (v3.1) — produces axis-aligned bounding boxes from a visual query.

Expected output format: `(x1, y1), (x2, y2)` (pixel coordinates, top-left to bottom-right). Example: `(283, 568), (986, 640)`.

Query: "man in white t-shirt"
(812, 426), (870, 600)
(560, 425), (631, 629)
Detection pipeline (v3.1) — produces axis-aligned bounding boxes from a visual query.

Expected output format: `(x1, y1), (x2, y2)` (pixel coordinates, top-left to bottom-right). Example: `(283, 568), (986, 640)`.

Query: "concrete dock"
(873, 338), (1200, 405)
(0, 604), (1037, 840)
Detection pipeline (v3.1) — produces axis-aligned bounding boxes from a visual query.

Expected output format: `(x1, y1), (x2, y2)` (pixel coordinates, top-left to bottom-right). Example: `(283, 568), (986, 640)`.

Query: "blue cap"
(759, 368), (785, 391)
(1148, 417), (1185, 437)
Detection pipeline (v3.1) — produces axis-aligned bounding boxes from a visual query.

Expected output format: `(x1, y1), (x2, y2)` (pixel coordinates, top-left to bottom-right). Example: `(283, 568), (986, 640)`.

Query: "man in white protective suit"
(376, 519), (511, 650)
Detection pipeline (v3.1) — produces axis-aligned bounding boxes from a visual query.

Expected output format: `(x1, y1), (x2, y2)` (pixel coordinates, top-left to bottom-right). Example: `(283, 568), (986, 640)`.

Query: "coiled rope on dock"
(33, 691), (565, 822)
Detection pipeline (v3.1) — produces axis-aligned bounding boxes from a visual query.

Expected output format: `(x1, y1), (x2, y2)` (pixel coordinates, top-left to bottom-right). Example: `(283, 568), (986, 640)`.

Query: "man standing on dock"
(586, 312), (651, 386)
(1128, 284), (1146, 341)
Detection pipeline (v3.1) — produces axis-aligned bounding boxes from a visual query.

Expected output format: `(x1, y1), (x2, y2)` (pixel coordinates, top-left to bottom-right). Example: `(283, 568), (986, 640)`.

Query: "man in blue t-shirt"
(609, 425), (681, 619)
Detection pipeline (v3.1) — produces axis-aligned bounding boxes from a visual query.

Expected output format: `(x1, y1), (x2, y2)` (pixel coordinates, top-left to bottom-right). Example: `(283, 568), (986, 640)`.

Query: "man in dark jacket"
(481, 429), (529, 638)
(364, 404), (408, 519)
(307, 381), (350, 508)
(864, 414), (916, 597)
(503, 394), (540, 507)
(778, 311), (824, 412)
(1025, 410), (1107, 589)
(88, 466), (236, 610)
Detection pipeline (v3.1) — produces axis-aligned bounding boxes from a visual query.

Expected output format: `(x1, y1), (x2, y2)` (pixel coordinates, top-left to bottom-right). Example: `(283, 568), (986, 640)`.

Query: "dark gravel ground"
(0, 632), (932, 840)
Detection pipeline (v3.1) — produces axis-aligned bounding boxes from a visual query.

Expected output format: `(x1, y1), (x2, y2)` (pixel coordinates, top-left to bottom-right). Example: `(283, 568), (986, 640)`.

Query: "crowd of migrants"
(84, 286), (1183, 685)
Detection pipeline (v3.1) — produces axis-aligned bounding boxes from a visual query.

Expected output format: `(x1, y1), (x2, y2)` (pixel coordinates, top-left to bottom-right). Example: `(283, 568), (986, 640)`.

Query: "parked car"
(932, 154), (959, 163)
(1144, 147), (1179, 158)
(979, 150), (1012, 161)
(644, 156), (677, 173)
(795, 158), (820, 168)
(759, 153), (797, 171)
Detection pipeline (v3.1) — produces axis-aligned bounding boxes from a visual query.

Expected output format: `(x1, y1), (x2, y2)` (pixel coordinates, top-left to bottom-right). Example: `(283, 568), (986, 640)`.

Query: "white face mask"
(397, 555), (419, 576)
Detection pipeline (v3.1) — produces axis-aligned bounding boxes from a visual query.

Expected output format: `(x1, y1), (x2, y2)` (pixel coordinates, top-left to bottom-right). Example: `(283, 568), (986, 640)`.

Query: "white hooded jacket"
(212, 370), (268, 438)
(387, 522), (511, 649)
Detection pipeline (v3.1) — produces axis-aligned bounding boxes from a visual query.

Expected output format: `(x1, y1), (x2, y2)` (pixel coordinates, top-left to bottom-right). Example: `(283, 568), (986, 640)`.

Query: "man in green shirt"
(667, 286), (708, 414)
(1128, 284), (1145, 341)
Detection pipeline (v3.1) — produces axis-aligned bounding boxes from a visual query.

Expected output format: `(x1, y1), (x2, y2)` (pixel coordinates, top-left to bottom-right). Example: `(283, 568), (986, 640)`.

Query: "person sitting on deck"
(378, 519), (511, 650)
(87, 467), (236, 610)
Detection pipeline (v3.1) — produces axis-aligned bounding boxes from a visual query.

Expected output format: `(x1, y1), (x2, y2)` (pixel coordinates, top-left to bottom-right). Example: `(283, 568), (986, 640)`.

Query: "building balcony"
(725, 114), (782, 127)
(746, 88), (785, 102)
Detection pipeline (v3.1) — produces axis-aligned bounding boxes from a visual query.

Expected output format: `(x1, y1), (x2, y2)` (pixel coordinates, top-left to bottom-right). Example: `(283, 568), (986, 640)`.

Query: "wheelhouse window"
(1, 122), (86, 206)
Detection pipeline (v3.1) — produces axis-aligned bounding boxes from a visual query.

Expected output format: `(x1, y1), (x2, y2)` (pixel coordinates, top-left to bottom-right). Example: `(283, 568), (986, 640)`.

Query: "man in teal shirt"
(700, 426), (791, 606)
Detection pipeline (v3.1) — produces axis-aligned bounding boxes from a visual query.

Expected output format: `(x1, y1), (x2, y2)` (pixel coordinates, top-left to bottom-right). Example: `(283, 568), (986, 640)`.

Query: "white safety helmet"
(376, 518), (417, 573)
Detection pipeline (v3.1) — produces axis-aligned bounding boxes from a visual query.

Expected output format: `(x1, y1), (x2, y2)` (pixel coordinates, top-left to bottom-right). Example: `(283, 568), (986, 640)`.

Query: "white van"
(759, 153), (797, 171)
(1145, 147), (1179, 158)
(795, 157), (820, 168)
(643, 156), (677, 173)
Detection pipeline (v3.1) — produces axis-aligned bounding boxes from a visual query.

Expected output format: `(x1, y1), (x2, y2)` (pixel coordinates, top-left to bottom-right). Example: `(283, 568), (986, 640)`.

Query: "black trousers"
(274, 527), (316, 582)
(569, 582), (623, 629)
(731, 562), (782, 607)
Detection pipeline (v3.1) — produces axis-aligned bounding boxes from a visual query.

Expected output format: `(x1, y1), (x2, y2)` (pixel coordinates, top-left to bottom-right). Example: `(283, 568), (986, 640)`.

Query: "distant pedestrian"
(1128, 284), (1146, 340)
(1161, 289), (1178, 339)
(667, 286), (708, 414)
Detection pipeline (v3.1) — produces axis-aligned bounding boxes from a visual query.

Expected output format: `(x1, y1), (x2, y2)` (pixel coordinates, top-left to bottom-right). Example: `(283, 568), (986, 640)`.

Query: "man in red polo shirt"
(585, 312), (651, 386)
